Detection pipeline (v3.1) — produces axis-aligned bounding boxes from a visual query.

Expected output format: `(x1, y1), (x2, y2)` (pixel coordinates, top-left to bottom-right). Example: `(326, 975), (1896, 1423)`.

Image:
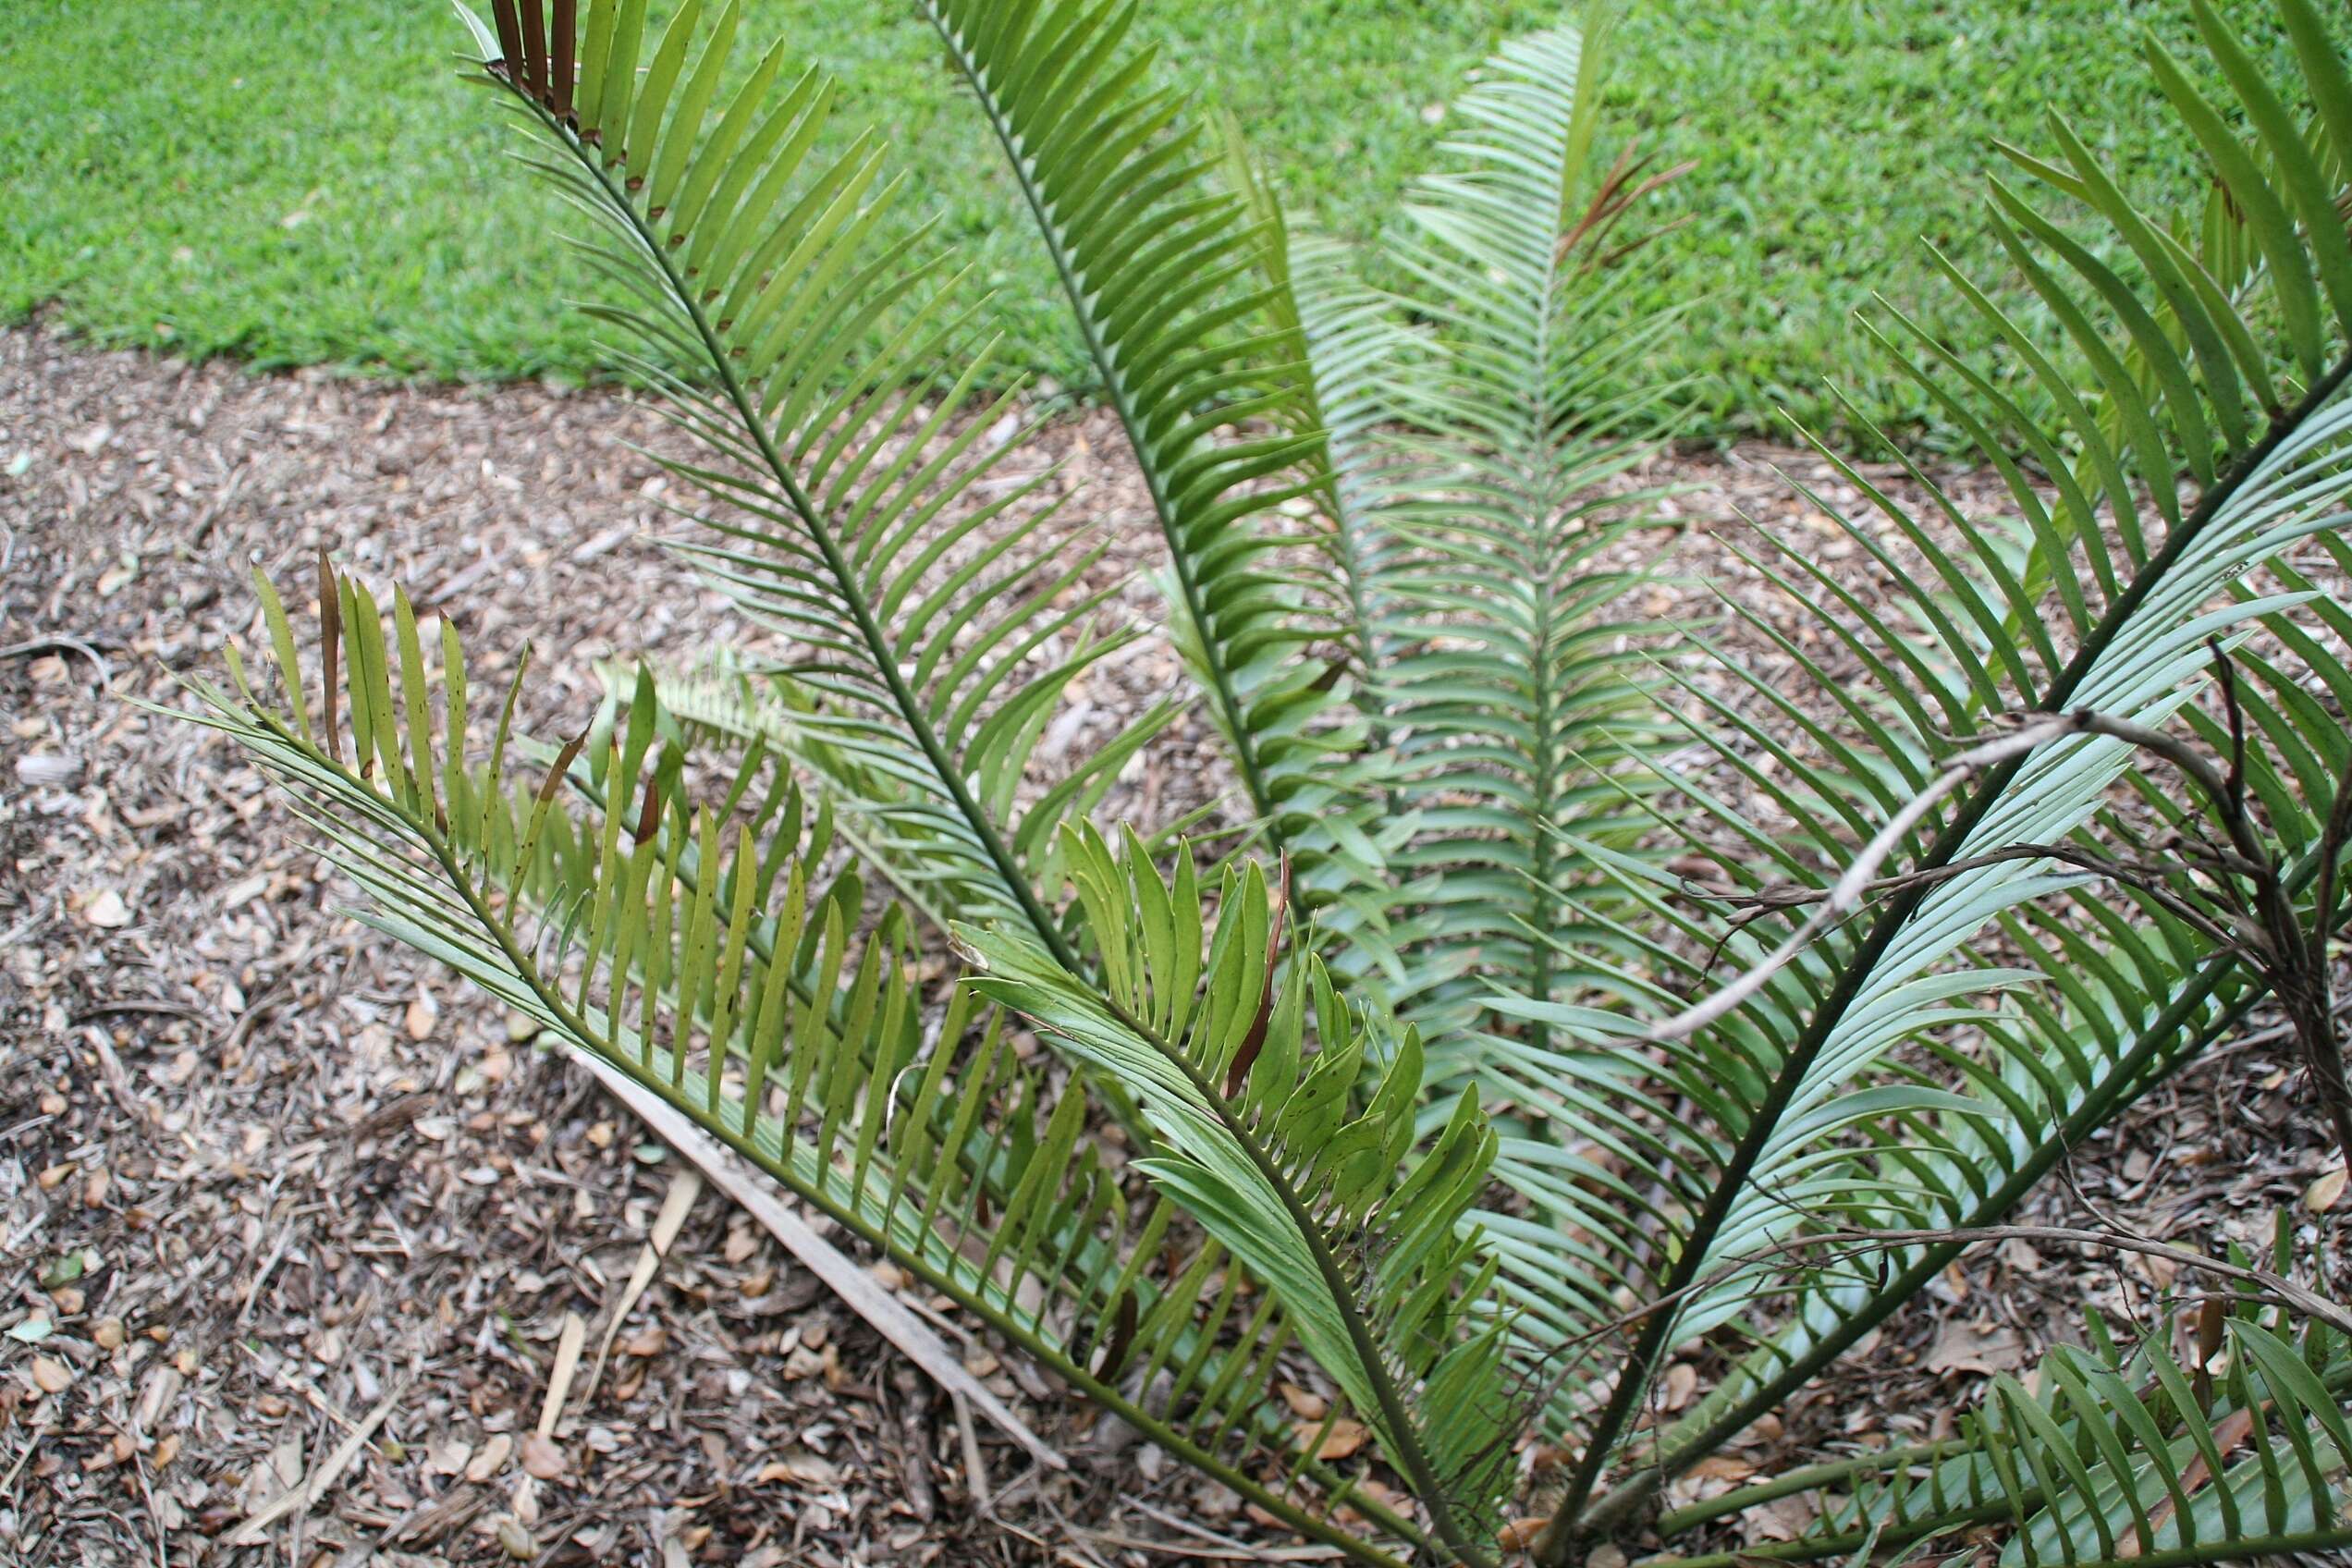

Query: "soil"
(0, 321), (2337, 1566)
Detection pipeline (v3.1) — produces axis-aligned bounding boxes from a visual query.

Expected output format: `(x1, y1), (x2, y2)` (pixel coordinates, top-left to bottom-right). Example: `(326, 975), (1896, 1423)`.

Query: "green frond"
(1220, 118), (1423, 719)
(1365, 23), (1685, 1037)
(452, 0), (1163, 997)
(598, 648), (1184, 950)
(914, 0), (1391, 915)
(1496, 7), (2352, 1549)
(1645, 1281), (2352, 1568)
(178, 563), (1438, 1568)
(964, 824), (1513, 1557)
(171, 9), (2352, 1568)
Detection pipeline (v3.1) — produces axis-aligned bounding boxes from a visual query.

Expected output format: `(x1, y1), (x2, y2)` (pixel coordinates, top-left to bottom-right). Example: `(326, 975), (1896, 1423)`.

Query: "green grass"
(0, 0), (2304, 440)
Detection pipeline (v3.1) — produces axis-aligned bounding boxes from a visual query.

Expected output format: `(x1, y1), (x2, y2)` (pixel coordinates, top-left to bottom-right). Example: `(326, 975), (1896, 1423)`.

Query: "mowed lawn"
(0, 0), (2300, 439)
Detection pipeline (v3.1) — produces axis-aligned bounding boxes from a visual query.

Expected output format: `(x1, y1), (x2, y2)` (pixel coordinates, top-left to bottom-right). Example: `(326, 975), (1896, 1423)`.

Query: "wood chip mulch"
(0, 320), (2340, 1565)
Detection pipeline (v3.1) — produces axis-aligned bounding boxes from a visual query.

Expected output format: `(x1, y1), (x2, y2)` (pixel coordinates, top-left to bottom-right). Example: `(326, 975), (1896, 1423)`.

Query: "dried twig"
(570, 1047), (1066, 1471)
(1655, 685), (2352, 1168)
(539, 1311), (585, 1440)
(1647, 716), (2081, 1041)
(225, 1383), (405, 1546)
(1684, 839), (2247, 956)
(0, 634), (112, 689)
(580, 1167), (700, 1406)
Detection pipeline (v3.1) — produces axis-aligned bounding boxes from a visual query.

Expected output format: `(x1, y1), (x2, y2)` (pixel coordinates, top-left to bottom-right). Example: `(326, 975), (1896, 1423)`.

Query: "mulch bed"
(0, 321), (2337, 1566)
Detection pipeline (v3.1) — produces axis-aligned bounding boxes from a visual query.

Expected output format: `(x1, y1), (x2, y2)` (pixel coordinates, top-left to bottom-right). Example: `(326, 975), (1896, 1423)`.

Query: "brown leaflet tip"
(2193, 1296), (2226, 1367)
(540, 729), (588, 806)
(551, 0), (577, 120)
(1271, 851), (1292, 951)
(1221, 852), (1292, 1101)
(632, 774), (665, 844)
(316, 548), (343, 766)
(517, 0), (548, 104)
(1223, 982), (1276, 1099)
(488, 0), (525, 82)
(1095, 1290), (1140, 1383)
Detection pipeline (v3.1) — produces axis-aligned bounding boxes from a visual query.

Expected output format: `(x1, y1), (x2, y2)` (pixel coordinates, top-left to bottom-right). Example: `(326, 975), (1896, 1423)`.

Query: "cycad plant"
(174, 0), (2352, 1562)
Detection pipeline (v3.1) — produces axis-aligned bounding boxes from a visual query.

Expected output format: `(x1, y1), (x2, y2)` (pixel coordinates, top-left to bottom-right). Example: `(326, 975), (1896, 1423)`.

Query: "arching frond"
(965, 826), (1513, 1556)
(1493, 4), (2352, 1552)
(451, 0), (1164, 984)
(1368, 23), (1685, 1036)
(176, 562), (1446, 1567)
(913, 0), (1392, 916)
(606, 646), (1185, 951)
